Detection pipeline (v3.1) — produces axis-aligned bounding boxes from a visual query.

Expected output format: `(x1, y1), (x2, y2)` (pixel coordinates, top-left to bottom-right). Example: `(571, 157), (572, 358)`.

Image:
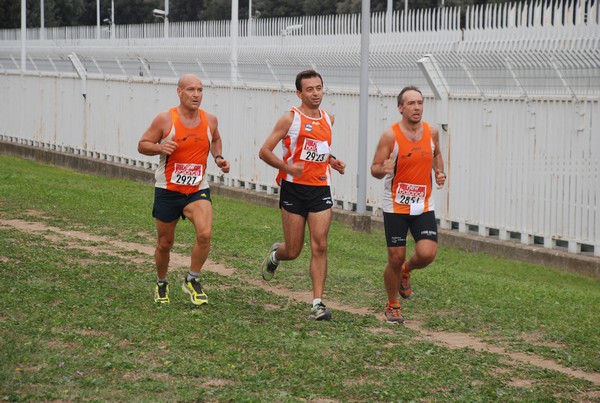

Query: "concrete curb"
(2, 140), (598, 279)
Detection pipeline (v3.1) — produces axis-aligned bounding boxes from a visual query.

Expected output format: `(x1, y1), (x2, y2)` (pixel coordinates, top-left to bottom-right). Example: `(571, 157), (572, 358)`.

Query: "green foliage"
(0, 0), (507, 29)
(1, 155), (599, 400)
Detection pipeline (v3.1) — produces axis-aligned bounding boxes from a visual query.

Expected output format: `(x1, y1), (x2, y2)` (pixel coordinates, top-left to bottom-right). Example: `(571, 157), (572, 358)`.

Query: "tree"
(303, 0), (337, 16)
(200, 0), (231, 20)
(0, 0), (523, 29)
(0, 0), (36, 29)
(170, 0), (205, 22)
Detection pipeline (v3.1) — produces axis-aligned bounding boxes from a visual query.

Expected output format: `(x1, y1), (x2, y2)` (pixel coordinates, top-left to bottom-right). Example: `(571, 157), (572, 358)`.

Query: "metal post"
(357, 0), (370, 214)
(248, 0), (252, 37)
(21, 0), (26, 71)
(231, 0), (239, 84)
(110, 0), (115, 39)
(386, 0), (392, 33)
(40, 0), (45, 40)
(164, 0), (169, 38)
(96, 0), (100, 39)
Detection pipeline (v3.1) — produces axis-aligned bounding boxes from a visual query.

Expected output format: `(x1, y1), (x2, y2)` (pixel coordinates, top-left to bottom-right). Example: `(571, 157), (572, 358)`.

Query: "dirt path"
(2, 217), (599, 387)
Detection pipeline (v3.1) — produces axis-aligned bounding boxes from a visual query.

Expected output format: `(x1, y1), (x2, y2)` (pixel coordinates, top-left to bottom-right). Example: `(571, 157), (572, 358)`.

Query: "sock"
(270, 251), (279, 264)
(312, 298), (322, 307)
(157, 278), (167, 284)
(388, 300), (400, 307)
(186, 271), (199, 282)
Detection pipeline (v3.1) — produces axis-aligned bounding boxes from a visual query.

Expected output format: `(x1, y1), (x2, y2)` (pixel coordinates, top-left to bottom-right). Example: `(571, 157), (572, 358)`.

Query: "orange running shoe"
(384, 303), (404, 324)
(399, 262), (412, 299)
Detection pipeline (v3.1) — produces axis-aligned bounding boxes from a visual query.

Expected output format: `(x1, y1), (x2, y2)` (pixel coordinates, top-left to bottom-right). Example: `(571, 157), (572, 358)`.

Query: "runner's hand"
(382, 158), (395, 175)
(217, 158), (230, 174)
(435, 169), (446, 188)
(287, 162), (305, 177)
(160, 140), (178, 155)
(330, 158), (346, 175)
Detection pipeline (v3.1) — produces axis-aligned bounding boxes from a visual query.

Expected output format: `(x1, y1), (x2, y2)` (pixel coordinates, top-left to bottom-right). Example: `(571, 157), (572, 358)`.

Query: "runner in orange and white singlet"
(259, 70), (346, 321)
(276, 106), (333, 187)
(138, 74), (230, 307)
(371, 86), (447, 325)
(154, 107), (212, 194)
(381, 121), (436, 215)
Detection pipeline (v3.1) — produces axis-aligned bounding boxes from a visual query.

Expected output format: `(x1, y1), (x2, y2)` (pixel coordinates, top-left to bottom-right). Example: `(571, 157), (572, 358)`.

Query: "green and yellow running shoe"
(182, 277), (208, 305)
(154, 281), (170, 304)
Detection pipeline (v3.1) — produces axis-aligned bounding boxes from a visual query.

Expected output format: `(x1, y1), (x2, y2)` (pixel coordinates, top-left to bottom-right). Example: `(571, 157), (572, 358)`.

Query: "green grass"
(1, 155), (599, 401)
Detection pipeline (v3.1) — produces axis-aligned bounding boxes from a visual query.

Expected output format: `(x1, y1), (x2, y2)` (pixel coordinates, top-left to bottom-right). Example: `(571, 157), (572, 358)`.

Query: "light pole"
(248, 0), (253, 37)
(357, 0), (370, 214)
(153, 0), (169, 38)
(386, 0), (392, 33)
(96, 0), (100, 39)
(40, 0), (45, 40)
(165, 0), (169, 38)
(231, 0), (238, 83)
(110, 0), (115, 39)
(21, 0), (26, 71)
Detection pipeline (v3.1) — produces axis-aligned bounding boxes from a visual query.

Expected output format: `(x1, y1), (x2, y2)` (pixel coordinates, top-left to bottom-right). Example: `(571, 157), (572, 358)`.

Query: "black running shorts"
(279, 180), (333, 218)
(152, 187), (211, 223)
(383, 210), (438, 247)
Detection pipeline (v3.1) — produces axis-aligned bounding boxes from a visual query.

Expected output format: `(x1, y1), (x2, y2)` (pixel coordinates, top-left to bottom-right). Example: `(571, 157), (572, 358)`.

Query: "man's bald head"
(178, 74), (202, 89)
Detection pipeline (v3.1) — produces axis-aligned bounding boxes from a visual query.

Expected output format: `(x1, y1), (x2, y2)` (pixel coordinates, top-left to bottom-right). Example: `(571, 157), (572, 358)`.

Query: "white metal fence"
(0, 1), (598, 257)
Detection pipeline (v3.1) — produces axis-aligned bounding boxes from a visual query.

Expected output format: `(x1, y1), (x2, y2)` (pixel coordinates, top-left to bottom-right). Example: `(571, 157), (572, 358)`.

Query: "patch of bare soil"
(520, 331), (566, 349)
(2, 216), (599, 389)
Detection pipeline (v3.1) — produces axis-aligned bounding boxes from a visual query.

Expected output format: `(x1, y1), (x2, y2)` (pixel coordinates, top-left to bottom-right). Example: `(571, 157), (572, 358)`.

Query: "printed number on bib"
(300, 139), (329, 162)
(395, 182), (426, 205)
(171, 163), (203, 186)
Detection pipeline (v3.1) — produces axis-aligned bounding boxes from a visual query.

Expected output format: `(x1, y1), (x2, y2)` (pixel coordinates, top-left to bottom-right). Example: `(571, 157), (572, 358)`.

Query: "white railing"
(0, 0), (597, 41)
(0, 1), (598, 257)
(0, 2), (597, 98)
(1, 71), (598, 256)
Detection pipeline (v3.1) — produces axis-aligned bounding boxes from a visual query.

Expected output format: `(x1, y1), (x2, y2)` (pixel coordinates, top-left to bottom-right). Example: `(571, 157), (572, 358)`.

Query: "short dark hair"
(295, 70), (323, 91)
(397, 86), (423, 106)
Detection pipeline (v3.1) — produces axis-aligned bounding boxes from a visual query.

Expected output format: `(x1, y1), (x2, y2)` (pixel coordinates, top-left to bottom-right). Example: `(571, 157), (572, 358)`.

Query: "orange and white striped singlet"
(382, 121), (435, 215)
(276, 107), (333, 187)
(154, 107), (212, 194)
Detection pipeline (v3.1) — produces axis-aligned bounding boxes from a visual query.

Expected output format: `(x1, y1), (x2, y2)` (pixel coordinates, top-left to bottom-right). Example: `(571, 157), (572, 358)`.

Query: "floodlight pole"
(248, 0), (252, 37)
(386, 0), (392, 32)
(164, 0), (169, 38)
(357, 0), (370, 214)
(96, 0), (100, 39)
(231, 0), (239, 84)
(110, 0), (115, 39)
(21, 0), (26, 71)
(40, 0), (45, 40)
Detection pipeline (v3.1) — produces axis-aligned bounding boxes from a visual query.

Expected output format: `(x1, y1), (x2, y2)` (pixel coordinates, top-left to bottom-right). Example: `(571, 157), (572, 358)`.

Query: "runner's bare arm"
(207, 112), (230, 173)
(259, 112), (304, 177)
(138, 111), (176, 156)
(370, 128), (395, 179)
(431, 126), (446, 187)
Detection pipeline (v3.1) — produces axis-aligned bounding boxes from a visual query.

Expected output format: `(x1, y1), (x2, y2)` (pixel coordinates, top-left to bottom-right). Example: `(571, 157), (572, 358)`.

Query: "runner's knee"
(195, 228), (212, 245)
(387, 248), (405, 269)
(156, 237), (174, 252)
(310, 238), (327, 256)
